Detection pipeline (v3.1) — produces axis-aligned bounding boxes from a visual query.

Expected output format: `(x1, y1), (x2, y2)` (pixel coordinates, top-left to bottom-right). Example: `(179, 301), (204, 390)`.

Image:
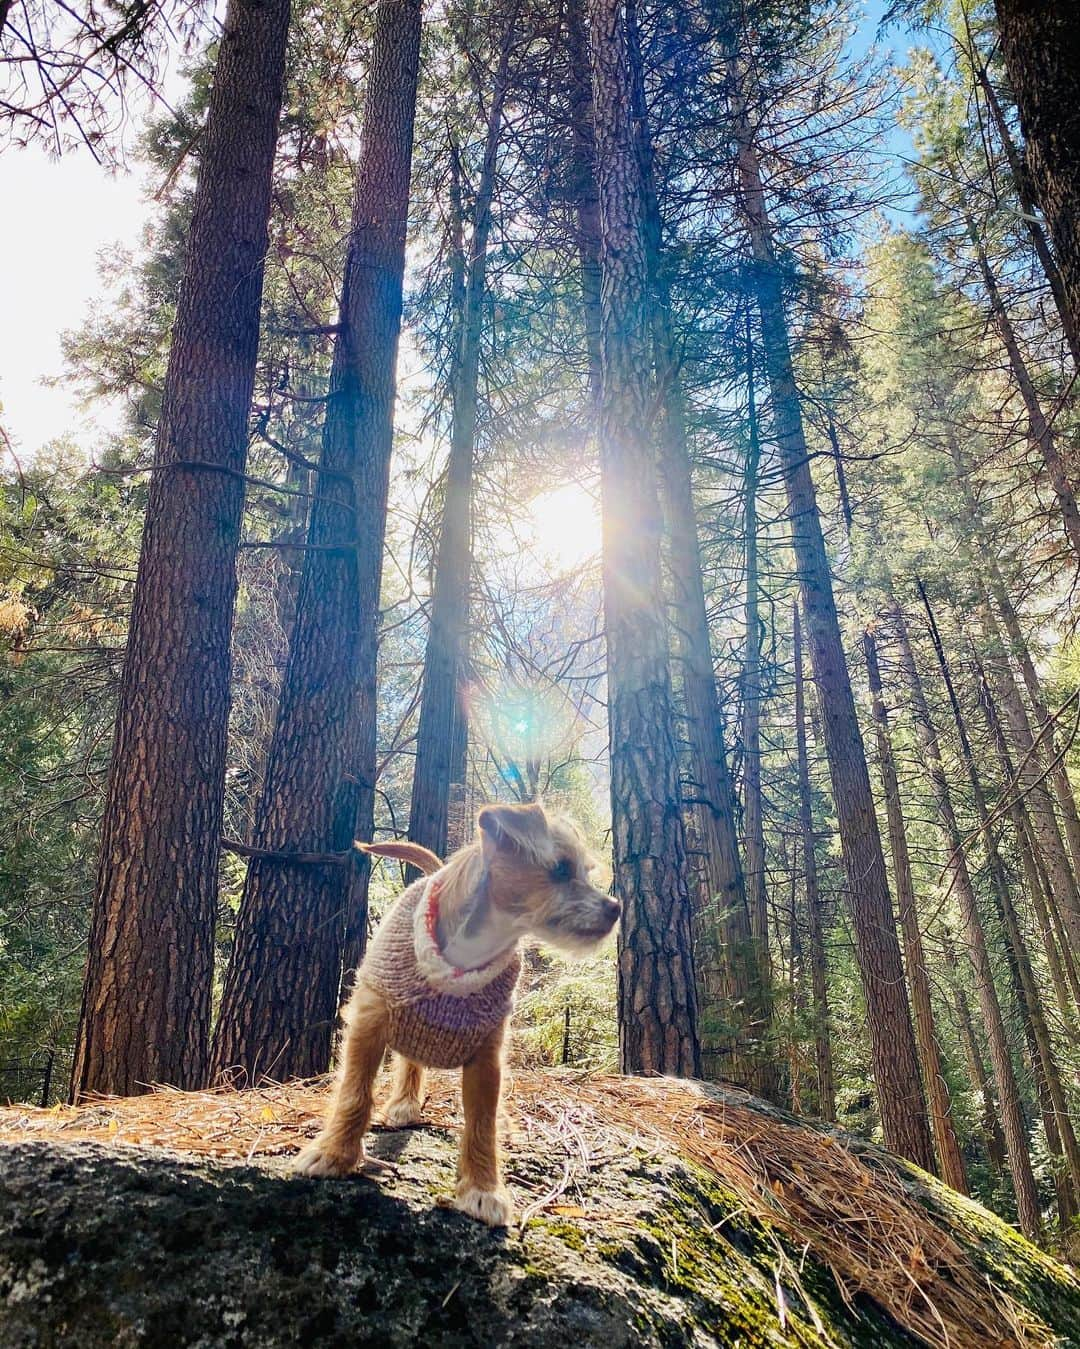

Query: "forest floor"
(1, 1070), (1078, 1348)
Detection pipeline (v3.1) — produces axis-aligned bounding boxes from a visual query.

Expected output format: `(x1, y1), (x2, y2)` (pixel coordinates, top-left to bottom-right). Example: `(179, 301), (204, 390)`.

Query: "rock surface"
(1, 1088), (1078, 1347)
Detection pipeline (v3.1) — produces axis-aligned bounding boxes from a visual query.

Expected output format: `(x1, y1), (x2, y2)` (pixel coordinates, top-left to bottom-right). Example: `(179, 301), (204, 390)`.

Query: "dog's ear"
(478, 802), (551, 863)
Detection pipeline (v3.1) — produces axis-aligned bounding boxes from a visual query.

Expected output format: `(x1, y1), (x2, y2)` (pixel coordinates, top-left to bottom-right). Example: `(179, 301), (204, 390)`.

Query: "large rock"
(1, 1078), (1077, 1347)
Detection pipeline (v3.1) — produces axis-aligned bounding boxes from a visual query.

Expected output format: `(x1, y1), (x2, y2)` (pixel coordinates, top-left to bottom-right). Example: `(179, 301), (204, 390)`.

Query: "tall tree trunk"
(864, 630), (965, 1192)
(888, 592), (1042, 1240)
(209, 0), (422, 1085)
(409, 29), (514, 864)
(740, 329), (769, 969)
(964, 646), (1080, 1213)
(941, 929), (1007, 1176)
(974, 586), (1080, 951)
(993, 2), (1080, 353)
(945, 436), (1080, 951)
(966, 220), (1080, 561)
(964, 32), (1080, 367)
(794, 602), (835, 1122)
(588, 0), (698, 1077)
(723, 50), (933, 1170)
(71, 0), (291, 1100)
(979, 544), (1080, 885)
(621, 0), (770, 1094)
(923, 588), (1080, 1226)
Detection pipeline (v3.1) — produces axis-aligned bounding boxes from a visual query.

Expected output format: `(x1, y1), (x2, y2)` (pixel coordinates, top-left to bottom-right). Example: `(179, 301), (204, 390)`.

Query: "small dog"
(293, 801), (620, 1226)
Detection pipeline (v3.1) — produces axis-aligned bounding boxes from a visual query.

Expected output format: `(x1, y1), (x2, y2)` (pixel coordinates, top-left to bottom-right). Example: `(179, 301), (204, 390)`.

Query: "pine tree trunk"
(864, 631), (965, 1192)
(725, 54), (933, 1170)
(71, 0), (291, 1100)
(209, 0), (422, 1085)
(993, 1), (1080, 354)
(740, 338), (769, 969)
(588, 0), (698, 1077)
(967, 649), (1080, 1213)
(409, 31), (513, 863)
(980, 547), (1080, 885)
(889, 592), (1042, 1241)
(967, 50), (1080, 367)
(941, 929), (1007, 1176)
(622, 0), (770, 1095)
(794, 603), (835, 1123)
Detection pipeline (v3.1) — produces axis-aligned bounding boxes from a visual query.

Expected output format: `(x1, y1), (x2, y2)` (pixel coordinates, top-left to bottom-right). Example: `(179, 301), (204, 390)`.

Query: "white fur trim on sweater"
(411, 873), (520, 996)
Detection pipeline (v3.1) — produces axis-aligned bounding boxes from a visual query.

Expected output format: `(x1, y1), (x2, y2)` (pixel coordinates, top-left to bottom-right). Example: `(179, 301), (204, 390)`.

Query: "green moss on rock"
(0, 1112), (1076, 1347)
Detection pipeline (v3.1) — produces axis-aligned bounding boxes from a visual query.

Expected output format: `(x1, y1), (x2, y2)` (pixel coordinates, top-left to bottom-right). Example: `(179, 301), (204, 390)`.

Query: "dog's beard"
(537, 901), (619, 956)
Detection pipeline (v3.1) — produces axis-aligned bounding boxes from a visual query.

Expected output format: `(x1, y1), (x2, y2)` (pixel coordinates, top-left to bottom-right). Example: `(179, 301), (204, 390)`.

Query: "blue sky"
(0, 0), (928, 464)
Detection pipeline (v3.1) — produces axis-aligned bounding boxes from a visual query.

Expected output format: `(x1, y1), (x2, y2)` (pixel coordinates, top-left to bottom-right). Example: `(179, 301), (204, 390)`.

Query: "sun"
(522, 481), (602, 573)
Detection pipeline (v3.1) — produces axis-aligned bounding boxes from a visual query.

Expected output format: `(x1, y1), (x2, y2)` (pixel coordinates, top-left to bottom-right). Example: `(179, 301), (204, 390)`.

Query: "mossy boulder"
(0, 1078), (1077, 1347)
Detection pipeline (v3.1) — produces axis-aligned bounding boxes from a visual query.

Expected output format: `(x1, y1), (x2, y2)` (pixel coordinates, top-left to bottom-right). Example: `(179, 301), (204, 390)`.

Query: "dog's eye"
(550, 858), (574, 883)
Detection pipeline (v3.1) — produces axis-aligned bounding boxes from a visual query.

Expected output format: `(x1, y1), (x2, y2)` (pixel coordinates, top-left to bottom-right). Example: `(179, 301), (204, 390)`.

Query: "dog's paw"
(451, 1185), (515, 1227)
(292, 1138), (357, 1178)
(381, 1098), (423, 1129)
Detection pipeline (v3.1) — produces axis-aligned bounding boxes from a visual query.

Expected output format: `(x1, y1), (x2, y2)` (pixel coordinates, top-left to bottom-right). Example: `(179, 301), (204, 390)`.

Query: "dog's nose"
(602, 897), (621, 924)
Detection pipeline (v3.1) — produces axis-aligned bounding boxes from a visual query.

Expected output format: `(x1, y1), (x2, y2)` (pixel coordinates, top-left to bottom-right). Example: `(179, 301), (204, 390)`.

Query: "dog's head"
(475, 802), (620, 955)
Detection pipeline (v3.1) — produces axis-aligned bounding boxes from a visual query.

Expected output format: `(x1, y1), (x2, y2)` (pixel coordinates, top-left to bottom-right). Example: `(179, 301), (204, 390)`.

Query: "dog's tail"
(357, 840), (444, 876)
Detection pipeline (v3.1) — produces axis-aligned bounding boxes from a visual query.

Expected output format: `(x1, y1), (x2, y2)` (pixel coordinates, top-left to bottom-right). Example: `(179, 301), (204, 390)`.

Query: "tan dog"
(293, 802), (620, 1226)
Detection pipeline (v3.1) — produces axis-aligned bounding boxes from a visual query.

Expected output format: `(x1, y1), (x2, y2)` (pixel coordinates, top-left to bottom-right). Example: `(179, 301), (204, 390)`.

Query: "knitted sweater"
(355, 875), (522, 1069)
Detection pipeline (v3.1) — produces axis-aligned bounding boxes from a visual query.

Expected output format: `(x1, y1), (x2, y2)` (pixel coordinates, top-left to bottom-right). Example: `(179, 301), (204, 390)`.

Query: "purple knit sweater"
(355, 875), (522, 1069)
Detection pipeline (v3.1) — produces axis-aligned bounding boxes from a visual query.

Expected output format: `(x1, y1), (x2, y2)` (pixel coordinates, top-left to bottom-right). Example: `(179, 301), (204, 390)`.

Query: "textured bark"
(889, 594), (1041, 1241)
(740, 347), (769, 969)
(864, 631), (964, 1193)
(210, 0), (422, 1085)
(71, 0), (291, 1099)
(968, 222), (1080, 561)
(409, 32), (513, 864)
(621, 0), (769, 1095)
(993, 1), (1080, 358)
(725, 54), (932, 1171)
(794, 604), (835, 1123)
(589, 0), (699, 1077)
(969, 52), (1080, 367)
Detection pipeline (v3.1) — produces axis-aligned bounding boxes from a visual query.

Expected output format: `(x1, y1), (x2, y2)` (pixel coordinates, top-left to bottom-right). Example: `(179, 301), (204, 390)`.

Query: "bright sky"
(0, 1), (914, 468)
(0, 147), (152, 461)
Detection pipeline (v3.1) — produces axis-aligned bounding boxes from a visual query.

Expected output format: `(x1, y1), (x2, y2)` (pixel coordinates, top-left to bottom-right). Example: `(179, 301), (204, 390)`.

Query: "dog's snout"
(602, 896), (621, 924)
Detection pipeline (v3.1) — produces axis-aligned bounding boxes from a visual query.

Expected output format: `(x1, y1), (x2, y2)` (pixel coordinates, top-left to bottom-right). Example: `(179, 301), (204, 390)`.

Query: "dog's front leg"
(294, 984), (388, 1178)
(382, 1055), (425, 1128)
(454, 1022), (513, 1227)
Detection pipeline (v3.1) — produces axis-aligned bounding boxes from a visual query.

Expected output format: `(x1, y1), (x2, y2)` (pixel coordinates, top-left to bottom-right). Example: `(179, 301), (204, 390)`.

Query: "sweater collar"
(412, 873), (520, 994)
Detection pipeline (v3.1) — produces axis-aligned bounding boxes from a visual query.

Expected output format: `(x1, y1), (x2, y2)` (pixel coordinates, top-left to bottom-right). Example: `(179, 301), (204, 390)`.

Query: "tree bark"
(740, 330), (769, 971)
(794, 603), (835, 1123)
(621, 0), (770, 1095)
(941, 929), (1007, 1176)
(993, 1), (1080, 357)
(924, 590), (1080, 1226)
(409, 28), (514, 864)
(864, 630), (965, 1192)
(980, 545), (1080, 887)
(209, 0), (422, 1085)
(724, 51), (933, 1170)
(71, 0), (291, 1099)
(889, 591), (1041, 1241)
(588, 0), (699, 1077)
(967, 48), (1080, 367)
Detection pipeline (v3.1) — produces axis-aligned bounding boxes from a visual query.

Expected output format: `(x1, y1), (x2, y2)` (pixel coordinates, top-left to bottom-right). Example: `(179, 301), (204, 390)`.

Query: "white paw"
(381, 1098), (423, 1129)
(452, 1186), (515, 1228)
(292, 1139), (357, 1178)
